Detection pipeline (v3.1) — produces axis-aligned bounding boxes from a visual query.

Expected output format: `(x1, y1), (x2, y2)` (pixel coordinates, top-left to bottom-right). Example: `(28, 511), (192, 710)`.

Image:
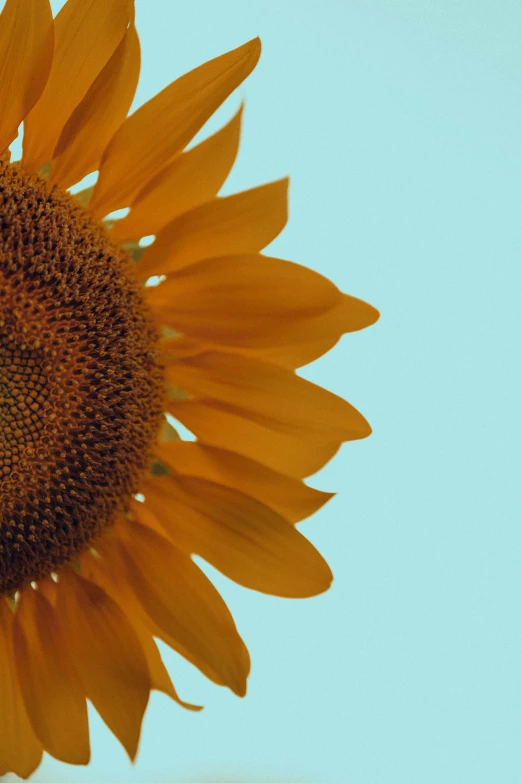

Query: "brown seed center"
(0, 163), (164, 595)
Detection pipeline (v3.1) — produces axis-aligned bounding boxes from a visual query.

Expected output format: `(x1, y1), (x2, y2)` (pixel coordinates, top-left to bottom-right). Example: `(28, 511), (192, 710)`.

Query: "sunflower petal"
(166, 350), (369, 476)
(238, 293), (380, 367)
(138, 179), (288, 277)
(110, 106), (242, 243)
(13, 588), (90, 765)
(56, 569), (150, 761)
(0, 600), (43, 779)
(78, 547), (201, 712)
(155, 441), (333, 523)
(160, 290), (379, 368)
(160, 335), (207, 361)
(146, 254), (340, 345)
(141, 475), (333, 597)
(119, 521), (250, 696)
(0, 0), (53, 154)
(51, 20), (140, 190)
(22, 0), (134, 171)
(37, 575), (58, 606)
(169, 350), (369, 438)
(130, 620), (202, 711)
(169, 398), (341, 478)
(89, 38), (261, 218)
(80, 535), (208, 706)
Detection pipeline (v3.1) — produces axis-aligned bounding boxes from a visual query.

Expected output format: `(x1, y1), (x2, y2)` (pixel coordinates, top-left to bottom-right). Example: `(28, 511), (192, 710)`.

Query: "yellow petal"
(56, 569), (150, 761)
(141, 475), (333, 597)
(118, 521), (250, 696)
(50, 20), (140, 190)
(13, 588), (90, 765)
(110, 107), (242, 243)
(169, 398), (341, 478)
(0, 600), (43, 779)
(22, 0), (134, 171)
(155, 441), (333, 523)
(0, 0), (53, 154)
(146, 254), (340, 346)
(89, 38), (261, 218)
(138, 179), (288, 277)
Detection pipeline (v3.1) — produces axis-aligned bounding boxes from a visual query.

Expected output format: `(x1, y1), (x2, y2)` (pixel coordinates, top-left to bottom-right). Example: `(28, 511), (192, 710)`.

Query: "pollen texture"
(0, 162), (164, 595)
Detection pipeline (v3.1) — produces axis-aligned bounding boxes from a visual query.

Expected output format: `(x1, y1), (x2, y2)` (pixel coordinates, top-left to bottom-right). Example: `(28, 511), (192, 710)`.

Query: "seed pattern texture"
(0, 163), (164, 595)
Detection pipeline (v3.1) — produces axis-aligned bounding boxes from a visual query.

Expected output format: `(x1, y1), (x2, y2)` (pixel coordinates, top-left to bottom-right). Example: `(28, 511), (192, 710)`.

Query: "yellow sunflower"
(0, 0), (379, 777)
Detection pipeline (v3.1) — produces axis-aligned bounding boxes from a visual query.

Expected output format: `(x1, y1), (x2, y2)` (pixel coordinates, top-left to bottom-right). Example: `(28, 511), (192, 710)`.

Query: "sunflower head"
(0, 0), (378, 779)
(0, 161), (163, 595)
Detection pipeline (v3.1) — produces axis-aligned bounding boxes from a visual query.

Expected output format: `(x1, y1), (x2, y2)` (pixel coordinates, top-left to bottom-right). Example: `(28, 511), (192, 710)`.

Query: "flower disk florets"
(0, 163), (164, 595)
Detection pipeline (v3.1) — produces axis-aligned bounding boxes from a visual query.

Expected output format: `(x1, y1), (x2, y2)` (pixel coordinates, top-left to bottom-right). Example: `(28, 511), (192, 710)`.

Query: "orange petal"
(13, 587), (90, 765)
(168, 399), (340, 478)
(50, 20), (140, 190)
(83, 526), (243, 693)
(0, 600), (43, 779)
(78, 548), (201, 712)
(22, 0), (134, 171)
(89, 38), (261, 218)
(0, 0), (53, 154)
(160, 292), (379, 369)
(146, 254), (340, 346)
(110, 106), (242, 243)
(55, 569), (150, 761)
(129, 619), (202, 712)
(138, 179), (288, 277)
(80, 536), (202, 712)
(118, 521), (250, 695)
(155, 441), (333, 523)
(166, 350), (370, 477)
(169, 351), (368, 437)
(160, 335), (209, 361)
(37, 575), (58, 606)
(141, 475), (333, 598)
(237, 292), (380, 367)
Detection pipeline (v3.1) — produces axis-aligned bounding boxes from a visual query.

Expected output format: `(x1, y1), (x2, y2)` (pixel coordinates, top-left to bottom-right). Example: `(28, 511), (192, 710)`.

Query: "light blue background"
(28, 0), (522, 781)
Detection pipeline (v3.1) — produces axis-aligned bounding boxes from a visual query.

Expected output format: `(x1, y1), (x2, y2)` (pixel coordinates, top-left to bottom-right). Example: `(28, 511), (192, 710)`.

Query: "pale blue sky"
(26, 1), (522, 782)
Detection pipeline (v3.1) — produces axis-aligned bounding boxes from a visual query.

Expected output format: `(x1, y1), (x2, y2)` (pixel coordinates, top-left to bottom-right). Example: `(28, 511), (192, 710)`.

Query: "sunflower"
(0, 0), (379, 778)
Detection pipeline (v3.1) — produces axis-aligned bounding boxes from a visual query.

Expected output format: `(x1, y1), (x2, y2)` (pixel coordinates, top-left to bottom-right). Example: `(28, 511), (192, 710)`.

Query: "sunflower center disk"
(0, 163), (164, 595)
